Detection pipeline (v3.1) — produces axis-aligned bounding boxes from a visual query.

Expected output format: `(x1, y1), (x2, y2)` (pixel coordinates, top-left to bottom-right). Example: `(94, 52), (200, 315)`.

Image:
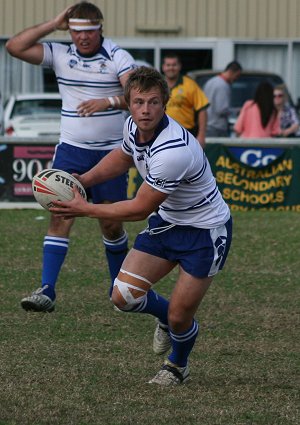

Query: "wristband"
(108, 96), (116, 108)
(115, 96), (121, 107)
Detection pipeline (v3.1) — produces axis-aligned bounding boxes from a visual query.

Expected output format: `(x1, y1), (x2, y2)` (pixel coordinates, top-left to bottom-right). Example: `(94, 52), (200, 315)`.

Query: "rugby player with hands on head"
(6, 2), (136, 312)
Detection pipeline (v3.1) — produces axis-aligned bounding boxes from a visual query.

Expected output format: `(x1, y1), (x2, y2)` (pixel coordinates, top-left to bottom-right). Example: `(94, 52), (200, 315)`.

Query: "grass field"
(0, 209), (299, 425)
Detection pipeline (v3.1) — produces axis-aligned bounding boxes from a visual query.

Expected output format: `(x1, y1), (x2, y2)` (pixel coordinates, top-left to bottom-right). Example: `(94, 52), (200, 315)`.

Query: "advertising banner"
(0, 142), (143, 203)
(1, 141), (300, 210)
(206, 144), (300, 211)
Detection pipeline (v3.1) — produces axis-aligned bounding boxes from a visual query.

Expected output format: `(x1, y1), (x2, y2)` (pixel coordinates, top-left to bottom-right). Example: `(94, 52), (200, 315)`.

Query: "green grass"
(0, 210), (299, 425)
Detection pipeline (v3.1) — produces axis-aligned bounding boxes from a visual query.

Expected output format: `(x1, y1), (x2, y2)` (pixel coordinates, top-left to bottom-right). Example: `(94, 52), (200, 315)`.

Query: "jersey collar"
(134, 114), (169, 147)
(170, 74), (184, 90)
(75, 36), (110, 59)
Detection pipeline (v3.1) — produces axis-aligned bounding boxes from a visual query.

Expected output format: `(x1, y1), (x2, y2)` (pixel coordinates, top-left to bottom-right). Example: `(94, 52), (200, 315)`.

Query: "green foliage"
(0, 210), (299, 425)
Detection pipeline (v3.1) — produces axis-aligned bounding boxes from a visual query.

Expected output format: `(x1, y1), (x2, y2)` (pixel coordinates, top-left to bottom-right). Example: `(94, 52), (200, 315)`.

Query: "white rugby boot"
(21, 285), (55, 312)
(149, 360), (190, 386)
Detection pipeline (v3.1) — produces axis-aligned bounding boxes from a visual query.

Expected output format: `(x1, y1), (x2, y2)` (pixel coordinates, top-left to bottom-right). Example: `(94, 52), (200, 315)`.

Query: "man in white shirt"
(6, 2), (136, 311)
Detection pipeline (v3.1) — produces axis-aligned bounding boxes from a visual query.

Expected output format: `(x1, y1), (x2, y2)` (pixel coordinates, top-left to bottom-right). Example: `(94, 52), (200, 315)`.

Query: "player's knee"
(168, 307), (192, 333)
(100, 218), (124, 240)
(49, 214), (74, 235)
(111, 271), (151, 311)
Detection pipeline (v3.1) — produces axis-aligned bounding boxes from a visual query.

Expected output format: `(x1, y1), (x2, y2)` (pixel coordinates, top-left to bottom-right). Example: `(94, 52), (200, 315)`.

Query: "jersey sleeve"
(42, 42), (64, 70)
(121, 117), (134, 157)
(113, 47), (136, 78)
(191, 80), (210, 112)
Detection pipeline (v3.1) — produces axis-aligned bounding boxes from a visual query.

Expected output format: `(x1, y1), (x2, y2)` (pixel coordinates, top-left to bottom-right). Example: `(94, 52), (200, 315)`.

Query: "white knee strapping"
(113, 269), (153, 311)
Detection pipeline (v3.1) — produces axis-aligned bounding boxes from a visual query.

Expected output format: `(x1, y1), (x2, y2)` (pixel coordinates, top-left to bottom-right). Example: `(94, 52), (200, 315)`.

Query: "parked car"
(187, 69), (296, 136)
(4, 93), (62, 137)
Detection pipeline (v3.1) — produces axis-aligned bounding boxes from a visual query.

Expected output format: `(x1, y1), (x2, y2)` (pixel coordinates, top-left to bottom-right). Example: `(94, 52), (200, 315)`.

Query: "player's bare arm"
(76, 148), (134, 189)
(77, 69), (133, 115)
(50, 181), (167, 221)
(197, 109), (207, 148)
(5, 6), (72, 64)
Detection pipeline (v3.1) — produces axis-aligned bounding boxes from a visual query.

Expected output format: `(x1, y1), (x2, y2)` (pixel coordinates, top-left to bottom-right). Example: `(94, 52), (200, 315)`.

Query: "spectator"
(162, 53), (209, 148)
(6, 1), (136, 312)
(204, 61), (242, 137)
(234, 81), (280, 138)
(273, 84), (299, 137)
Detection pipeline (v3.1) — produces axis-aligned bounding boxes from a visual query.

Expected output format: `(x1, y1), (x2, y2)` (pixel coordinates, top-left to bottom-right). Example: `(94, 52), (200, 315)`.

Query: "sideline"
(1, 137), (300, 209)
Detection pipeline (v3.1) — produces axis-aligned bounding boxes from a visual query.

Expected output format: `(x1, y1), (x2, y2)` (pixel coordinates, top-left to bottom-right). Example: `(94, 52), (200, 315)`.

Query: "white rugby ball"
(32, 168), (87, 211)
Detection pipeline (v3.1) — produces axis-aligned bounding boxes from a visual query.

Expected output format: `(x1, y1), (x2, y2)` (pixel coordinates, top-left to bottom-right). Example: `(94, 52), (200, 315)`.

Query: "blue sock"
(41, 236), (69, 300)
(103, 232), (128, 297)
(130, 289), (169, 325)
(168, 320), (199, 367)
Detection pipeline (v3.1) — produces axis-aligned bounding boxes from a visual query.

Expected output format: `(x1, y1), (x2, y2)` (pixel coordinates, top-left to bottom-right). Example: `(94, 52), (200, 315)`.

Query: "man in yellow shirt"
(162, 53), (209, 147)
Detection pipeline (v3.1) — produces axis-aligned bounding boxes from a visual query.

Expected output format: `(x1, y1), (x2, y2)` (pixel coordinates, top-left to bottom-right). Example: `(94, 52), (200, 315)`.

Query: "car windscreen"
(11, 99), (62, 118)
(231, 75), (284, 108)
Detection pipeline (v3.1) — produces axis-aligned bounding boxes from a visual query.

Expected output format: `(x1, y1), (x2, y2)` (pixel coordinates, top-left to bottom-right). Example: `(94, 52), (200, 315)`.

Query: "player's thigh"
(121, 248), (177, 284)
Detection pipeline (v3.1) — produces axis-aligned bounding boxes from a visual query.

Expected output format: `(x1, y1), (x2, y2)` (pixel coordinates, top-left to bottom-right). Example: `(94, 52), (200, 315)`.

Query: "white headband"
(69, 18), (102, 31)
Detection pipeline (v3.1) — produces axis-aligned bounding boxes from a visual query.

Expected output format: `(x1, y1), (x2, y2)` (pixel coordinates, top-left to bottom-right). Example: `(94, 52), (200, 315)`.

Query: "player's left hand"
(77, 99), (109, 116)
(49, 187), (91, 219)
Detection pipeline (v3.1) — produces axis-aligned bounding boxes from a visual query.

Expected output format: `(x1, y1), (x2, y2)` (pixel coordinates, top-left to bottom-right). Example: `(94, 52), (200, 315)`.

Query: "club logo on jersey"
(98, 61), (108, 74)
(68, 59), (78, 68)
(153, 178), (166, 188)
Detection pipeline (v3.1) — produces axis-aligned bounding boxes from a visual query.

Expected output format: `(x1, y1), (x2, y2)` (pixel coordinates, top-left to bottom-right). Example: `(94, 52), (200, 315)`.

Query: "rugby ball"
(32, 168), (87, 211)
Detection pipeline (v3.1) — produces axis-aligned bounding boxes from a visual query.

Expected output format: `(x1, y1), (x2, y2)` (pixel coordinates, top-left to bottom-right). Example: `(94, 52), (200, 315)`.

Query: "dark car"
(187, 69), (295, 136)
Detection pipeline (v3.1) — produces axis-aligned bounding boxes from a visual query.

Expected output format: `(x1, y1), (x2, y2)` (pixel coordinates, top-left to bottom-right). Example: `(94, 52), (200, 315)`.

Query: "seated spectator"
(273, 84), (299, 137)
(234, 81), (280, 138)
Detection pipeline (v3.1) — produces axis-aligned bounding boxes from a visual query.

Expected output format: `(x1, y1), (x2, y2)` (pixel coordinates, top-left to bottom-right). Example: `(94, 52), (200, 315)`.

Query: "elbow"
(135, 210), (151, 221)
(133, 206), (156, 221)
(6, 39), (18, 57)
(5, 39), (12, 54)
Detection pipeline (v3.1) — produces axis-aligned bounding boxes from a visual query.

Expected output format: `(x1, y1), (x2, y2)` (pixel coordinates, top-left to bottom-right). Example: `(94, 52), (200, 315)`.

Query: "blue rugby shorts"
(52, 143), (127, 203)
(134, 213), (232, 278)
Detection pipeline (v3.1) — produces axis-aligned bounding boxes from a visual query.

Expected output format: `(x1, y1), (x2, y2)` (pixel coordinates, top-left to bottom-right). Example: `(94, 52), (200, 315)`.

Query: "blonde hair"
(274, 84), (288, 102)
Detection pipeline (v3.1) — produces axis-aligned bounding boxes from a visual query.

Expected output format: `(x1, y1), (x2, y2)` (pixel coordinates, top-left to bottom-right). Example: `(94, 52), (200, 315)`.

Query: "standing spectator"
(50, 66), (232, 386)
(273, 84), (299, 137)
(6, 1), (136, 312)
(234, 81), (280, 138)
(204, 61), (242, 137)
(162, 53), (209, 148)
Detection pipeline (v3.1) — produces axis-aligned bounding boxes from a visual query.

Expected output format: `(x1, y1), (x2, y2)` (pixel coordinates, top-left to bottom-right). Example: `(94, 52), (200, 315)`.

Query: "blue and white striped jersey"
(122, 115), (230, 228)
(42, 38), (136, 150)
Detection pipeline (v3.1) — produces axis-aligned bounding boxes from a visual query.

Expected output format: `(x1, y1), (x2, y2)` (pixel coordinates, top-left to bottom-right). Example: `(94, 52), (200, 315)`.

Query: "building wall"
(1, 0), (300, 106)
(1, 0), (300, 39)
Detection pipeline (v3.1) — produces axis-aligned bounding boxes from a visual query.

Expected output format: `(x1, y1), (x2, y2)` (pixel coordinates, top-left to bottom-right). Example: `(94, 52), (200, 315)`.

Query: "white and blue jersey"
(42, 38), (136, 150)
(122, 114), (230, 229)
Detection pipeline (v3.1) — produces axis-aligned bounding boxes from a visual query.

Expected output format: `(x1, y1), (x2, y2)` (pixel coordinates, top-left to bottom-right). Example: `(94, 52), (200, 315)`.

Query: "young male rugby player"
(51, 67), (232, 386)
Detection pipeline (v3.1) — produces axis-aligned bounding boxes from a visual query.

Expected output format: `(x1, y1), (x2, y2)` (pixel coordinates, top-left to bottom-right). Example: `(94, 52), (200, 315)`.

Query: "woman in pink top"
(234, 81), (280, 138)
